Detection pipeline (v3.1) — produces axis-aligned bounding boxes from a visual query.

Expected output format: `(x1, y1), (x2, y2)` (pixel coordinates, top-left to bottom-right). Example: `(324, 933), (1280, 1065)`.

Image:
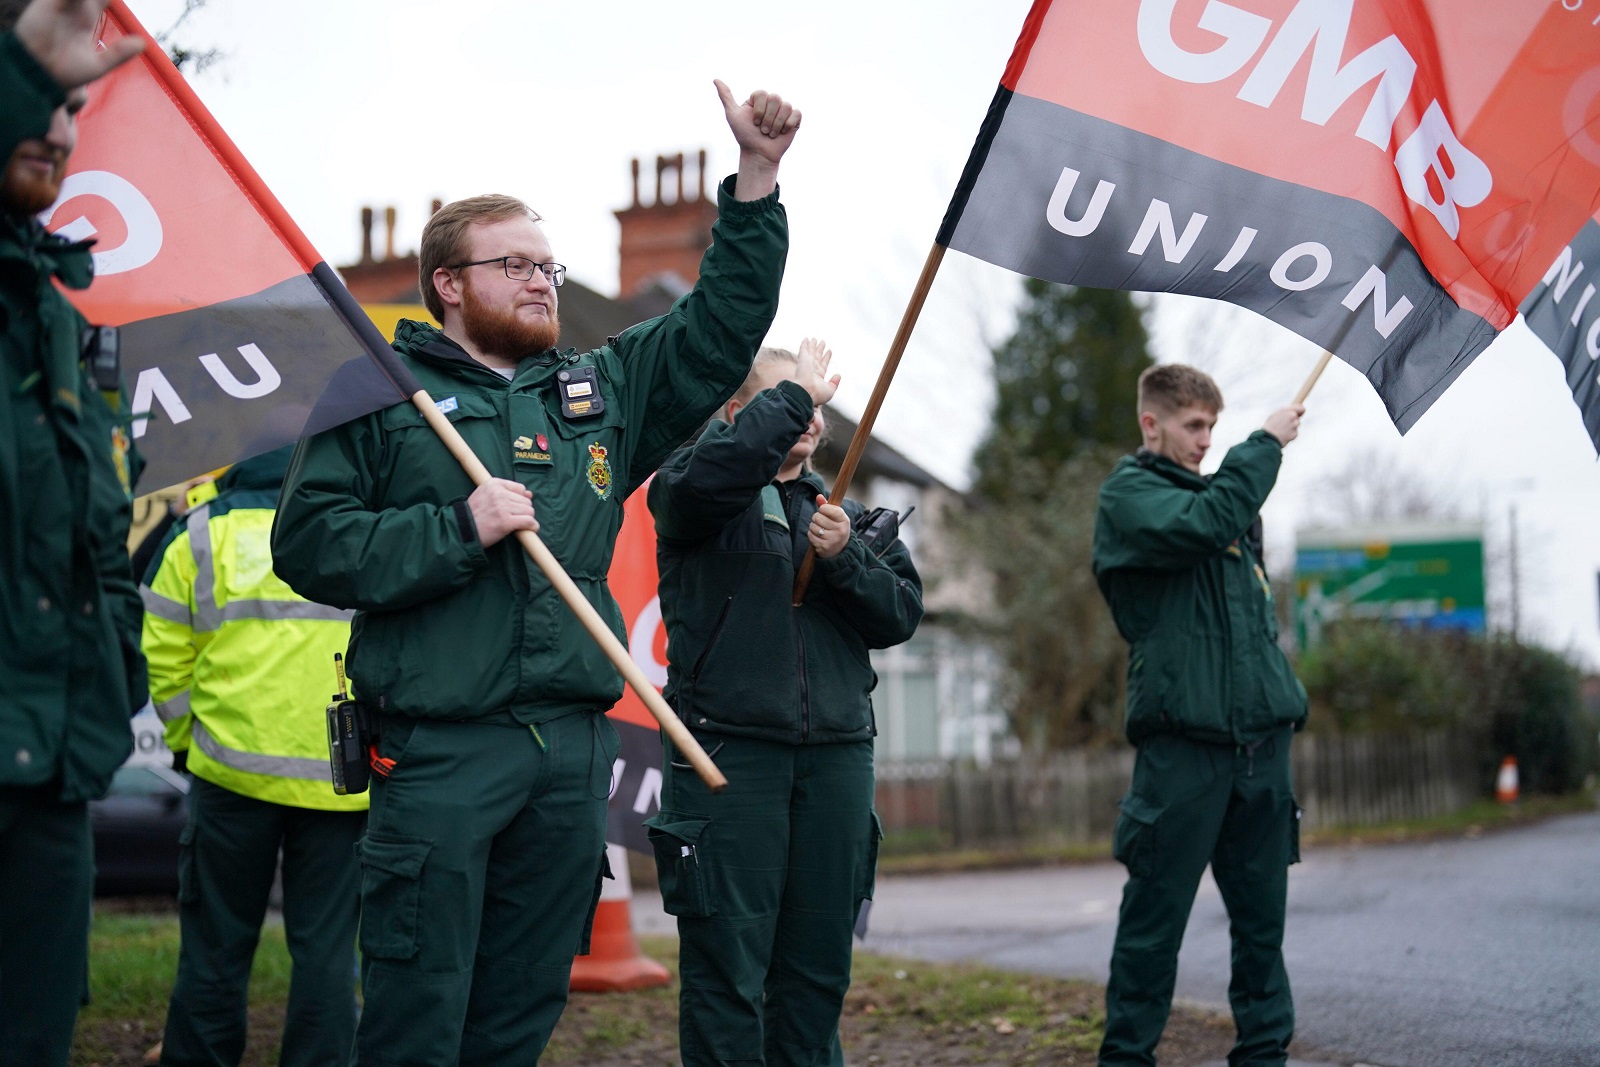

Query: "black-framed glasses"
(448, 256), (566, 286)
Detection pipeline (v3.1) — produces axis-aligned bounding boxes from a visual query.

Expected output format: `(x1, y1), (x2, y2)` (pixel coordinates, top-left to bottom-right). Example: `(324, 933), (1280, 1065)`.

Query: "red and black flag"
(939, 0), (1600, 447)
(1519, 206), (1600, 447)
(47, 0), (413, 489)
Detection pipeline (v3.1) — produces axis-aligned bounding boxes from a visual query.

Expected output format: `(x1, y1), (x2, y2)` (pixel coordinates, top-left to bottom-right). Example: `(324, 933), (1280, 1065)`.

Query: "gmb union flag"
(1520, 207), (1600, 447)
(47, 0), (410, 490)
(940, 0), (1600, 448)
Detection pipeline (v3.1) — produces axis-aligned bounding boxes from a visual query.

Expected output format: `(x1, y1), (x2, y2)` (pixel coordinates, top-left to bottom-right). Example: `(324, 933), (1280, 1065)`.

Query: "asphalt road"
(849, 811), (1600, 1067)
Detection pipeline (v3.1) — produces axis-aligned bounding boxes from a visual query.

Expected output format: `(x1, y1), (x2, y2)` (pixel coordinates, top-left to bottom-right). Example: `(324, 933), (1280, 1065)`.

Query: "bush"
(1297, 622), (1597, 796)
(1485, 641), (1597, 796)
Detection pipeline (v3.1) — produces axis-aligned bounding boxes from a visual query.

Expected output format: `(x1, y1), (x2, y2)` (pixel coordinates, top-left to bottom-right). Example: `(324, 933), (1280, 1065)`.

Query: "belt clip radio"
(325, 653), (371, 795)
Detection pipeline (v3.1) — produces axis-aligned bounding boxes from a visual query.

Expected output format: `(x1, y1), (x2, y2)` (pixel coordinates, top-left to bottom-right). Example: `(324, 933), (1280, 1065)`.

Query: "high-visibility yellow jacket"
(141, 448), (365, 811)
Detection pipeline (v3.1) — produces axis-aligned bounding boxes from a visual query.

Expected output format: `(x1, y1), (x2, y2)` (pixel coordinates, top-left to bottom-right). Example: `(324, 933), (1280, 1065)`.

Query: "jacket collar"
(216, 445), (293, 494)
(391, 318), (572, 385)
(1133, 447), (1209, 489)
(777, 466), (826, 496)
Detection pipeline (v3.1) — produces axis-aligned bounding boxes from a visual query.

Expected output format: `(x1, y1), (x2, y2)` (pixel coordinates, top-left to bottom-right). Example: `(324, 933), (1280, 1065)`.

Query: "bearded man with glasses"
(273, 80), (799, 1066)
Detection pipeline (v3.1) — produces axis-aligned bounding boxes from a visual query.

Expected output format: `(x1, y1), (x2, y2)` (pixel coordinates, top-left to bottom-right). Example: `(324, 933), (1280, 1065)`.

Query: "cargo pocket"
(578, 849), (613, 956)
(855, 810), (884, 916)
(1112, 793), (1164, 879)
(357, 833), (431, 960)
(1289, 796), (1303, 866)
(644, 812), (713, 918)
(176, 823), (199, 905)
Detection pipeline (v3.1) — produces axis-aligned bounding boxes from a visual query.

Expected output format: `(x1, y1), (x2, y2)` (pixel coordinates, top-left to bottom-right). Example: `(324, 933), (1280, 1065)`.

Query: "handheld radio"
(325, 653), (370, 795)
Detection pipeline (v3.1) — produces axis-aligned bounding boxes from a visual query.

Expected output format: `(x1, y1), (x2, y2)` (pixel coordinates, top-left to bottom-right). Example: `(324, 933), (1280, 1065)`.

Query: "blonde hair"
(727, 347), (799, 411)
(418, 195), (541, 321)
(1137, 364), (1223, 418)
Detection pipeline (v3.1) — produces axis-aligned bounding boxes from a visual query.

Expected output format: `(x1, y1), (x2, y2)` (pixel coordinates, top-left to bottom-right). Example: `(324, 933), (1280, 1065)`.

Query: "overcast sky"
(121, 0), (1600, 668)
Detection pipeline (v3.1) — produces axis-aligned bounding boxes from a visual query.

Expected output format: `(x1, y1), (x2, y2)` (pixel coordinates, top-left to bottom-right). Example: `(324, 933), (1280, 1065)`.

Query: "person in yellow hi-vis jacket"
(141, 446), (367, 1067)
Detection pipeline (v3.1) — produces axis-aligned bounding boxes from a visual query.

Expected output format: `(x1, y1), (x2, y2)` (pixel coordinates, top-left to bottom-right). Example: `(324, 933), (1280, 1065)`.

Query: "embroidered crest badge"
(110, 425), (132, 499)
(585, 442), (612, 500)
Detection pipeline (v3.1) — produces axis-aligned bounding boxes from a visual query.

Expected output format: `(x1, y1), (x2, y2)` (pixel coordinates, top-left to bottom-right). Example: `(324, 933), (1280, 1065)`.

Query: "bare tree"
(157, 0), (224, 76)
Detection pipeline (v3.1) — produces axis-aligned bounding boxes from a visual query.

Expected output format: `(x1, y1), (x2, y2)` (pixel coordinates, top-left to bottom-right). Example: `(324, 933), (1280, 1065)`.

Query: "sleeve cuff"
(772, 379), (814, 418)
(716, 174), (781, 217)
(1, 33), (68, 135)
(817, 534), (869, 576)
(450, 498), (490, 568)
(1247, 428), (1285, 451)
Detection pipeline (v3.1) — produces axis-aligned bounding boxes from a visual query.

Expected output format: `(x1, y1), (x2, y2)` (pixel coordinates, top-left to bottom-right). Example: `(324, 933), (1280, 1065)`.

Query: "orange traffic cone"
(1495, 756), (1520, 805)
(570, 843), (671, 992)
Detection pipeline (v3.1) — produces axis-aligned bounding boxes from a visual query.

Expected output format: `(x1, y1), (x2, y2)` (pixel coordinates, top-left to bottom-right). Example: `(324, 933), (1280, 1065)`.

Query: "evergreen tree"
(960, 282), (1154, 750)
(973, 279), (1152, 505)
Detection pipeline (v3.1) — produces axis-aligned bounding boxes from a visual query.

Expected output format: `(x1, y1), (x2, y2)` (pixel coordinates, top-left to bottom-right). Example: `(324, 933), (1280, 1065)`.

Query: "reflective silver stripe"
(219, 600), (354, 624)
(140, 586), (191, 625)
(192, 720), (330, 782)
(187, 504), (222, 632)
(155, 691), (191, 723)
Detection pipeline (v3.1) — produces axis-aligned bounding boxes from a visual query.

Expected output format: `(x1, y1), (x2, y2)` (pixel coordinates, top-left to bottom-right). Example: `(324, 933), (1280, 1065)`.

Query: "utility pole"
(1509, 500), (1520, 643)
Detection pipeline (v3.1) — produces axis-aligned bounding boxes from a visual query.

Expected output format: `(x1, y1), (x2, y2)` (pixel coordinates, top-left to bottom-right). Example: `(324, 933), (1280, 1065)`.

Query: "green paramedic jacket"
(0, 32), (145, 802)
(142, 449), (365, 811)
(649, 379), (924, 744)
(1092, 431), (1307, 747)
(272, 179), (787, 725)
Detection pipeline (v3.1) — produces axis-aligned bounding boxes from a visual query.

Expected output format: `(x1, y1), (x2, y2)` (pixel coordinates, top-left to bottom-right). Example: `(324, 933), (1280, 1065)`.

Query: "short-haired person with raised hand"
(647, 338), (923, 1066)
(1092, 363), (1309, 1066)
(273, 81), (801, 1066)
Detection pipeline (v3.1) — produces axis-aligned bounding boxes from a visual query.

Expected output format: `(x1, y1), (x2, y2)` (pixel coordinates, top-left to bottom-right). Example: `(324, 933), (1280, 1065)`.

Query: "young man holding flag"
(0, 2), (145, 1064)
(1092, 365), (1307, 1066)
(272, 83), (799, 1065)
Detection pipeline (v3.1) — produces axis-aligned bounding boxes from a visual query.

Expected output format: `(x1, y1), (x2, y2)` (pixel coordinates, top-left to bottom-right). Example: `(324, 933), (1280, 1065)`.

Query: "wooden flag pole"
(792, 242), (948, 606)
(1292, 351), (1334, 406)
(411, 390), (727, 792)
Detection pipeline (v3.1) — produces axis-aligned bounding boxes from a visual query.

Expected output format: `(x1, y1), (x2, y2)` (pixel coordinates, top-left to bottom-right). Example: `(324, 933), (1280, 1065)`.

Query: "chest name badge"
(558, 366), (605, 421)
(513, 433), (553, 465)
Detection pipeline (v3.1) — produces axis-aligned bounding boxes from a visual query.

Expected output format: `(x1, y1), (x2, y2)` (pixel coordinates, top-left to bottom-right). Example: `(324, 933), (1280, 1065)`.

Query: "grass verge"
(74, 919), (1236, 1066)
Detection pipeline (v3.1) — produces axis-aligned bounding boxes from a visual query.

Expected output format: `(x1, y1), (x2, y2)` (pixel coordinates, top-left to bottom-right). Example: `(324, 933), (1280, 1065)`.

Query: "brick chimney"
(614, 149), (717, 299)
(340, 201), (435, 305)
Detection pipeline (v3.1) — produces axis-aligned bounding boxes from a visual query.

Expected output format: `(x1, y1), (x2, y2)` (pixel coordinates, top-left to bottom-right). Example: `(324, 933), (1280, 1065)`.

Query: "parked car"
(91, 706), (188, 896)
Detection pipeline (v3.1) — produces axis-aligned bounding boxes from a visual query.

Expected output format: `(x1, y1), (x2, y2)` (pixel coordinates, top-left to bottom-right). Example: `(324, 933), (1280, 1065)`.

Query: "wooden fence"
(875, 729), (1480, 849)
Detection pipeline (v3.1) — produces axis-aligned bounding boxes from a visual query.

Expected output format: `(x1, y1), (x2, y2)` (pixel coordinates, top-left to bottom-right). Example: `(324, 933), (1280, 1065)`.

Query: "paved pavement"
(632, 810), (1600, 1066)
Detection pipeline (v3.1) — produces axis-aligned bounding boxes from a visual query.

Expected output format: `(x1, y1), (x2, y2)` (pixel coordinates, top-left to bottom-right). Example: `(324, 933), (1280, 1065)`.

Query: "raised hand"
(715, 79), (800, 201)
(16, 0), (144, 91)
(790, 336), (841, 407)
(1263, 404), (1305, 446)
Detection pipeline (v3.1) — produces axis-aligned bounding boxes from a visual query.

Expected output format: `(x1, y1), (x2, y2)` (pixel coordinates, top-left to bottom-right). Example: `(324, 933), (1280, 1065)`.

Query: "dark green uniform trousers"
(0, 787), (92, 1067)
(352, 711), (615, 1067)
(1100, 729), (1299, 1067)
(162, 777), (367, 1067)
(649, 735), (879, 1067)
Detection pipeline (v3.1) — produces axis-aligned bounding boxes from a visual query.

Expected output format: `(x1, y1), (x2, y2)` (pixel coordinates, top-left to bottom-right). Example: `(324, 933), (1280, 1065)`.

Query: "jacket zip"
(795, 624), (810, 742)
(784, 482), (815, 742)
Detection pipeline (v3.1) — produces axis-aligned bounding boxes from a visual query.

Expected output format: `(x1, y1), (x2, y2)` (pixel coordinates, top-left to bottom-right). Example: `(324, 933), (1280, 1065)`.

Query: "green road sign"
(1294, 522), (1486, 648)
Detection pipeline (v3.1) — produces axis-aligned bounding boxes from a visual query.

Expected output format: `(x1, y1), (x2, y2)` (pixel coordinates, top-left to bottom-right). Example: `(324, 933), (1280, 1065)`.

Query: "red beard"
(1, 142), (68, 216)
(461, 275), (560, 362)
